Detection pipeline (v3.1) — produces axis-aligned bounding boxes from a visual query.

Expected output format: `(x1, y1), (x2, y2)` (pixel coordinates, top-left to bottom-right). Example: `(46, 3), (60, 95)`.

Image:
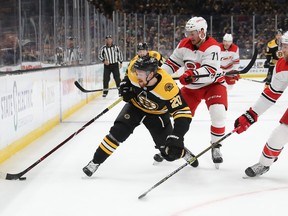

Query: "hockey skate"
(183, 147), (199, 167)
(211, 144), (223, 169)
(245, 163), (269, 177)
(83, 160), (100, 177)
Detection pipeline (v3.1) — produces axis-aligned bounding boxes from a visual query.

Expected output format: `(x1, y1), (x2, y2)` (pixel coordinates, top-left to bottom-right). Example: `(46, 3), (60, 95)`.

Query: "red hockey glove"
(234, 74), (240, 81)
(225, 74), (240, 85)
(179, 69), (199, 85)
(160, 135), (185, 161)
(234, 107), (258, 134)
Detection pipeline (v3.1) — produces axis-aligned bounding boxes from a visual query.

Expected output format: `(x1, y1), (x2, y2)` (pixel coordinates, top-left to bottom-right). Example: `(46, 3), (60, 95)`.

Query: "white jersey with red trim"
(252, 57), (288, 116)
(161, 36), (224, 89)
(219, 43), (240, 72)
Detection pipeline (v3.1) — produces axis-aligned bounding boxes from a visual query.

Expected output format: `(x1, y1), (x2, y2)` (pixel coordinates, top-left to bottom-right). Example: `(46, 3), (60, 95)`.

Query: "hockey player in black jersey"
(136, 42), (165, 66)
(263, 29), (283, 86)
(83, 56), (198, 177)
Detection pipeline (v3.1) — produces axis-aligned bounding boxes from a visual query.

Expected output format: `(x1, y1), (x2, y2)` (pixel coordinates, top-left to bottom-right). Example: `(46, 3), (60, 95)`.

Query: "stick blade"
(0, 172), (24, 180)
(138, 193), (147, 200)
(74, 81), (88, 92)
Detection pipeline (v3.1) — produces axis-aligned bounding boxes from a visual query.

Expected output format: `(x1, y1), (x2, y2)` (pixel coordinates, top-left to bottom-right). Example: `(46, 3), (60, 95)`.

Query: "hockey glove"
(179, 69), (199, 85)
(160, 135), (185, 161)
(225, 74), (240, 85)
(119, 78), (135, 102)
(234, 107), (258, 134)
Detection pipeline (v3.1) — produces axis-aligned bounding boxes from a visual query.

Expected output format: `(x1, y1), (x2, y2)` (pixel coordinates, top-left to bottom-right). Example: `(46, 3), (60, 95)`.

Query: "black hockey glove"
(160, 135), (185, 161)
(119, 77), (135, 102)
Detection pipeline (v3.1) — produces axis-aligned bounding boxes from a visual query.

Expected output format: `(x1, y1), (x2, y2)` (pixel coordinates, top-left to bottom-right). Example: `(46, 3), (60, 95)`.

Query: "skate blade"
(214, 163), (220, 169)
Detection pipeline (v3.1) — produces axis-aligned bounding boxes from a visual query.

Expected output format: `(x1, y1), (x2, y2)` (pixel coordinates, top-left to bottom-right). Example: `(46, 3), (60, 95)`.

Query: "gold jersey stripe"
(171, 108), (191, 115)
(104, 136), (118, 149)
(174, 114), (193, 120)
(99, 144), (112, 155)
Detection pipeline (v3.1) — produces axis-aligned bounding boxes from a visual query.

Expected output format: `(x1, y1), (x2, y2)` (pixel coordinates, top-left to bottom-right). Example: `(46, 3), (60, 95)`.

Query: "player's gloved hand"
(233, 74), (240, 81)
(225, 74), (240, 85)
(160, 135), (185, 161)
(179, 69), (199, 85)
(234, 107), (258, 134)
(119, 78), (135, 102)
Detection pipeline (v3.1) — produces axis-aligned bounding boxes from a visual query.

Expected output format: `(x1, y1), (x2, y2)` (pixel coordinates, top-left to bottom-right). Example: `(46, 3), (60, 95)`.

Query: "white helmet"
(185, 17), (207, 34)
(223, 33), (233, 42)
(281, 31), (288, 44)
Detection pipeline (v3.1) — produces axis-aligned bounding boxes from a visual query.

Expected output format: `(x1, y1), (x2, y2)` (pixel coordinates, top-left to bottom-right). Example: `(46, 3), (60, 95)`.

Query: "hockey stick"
(138, 127), (239, 199)
(0, 97), (123, 180)
(241, 78), (265, 83)
(74, 81), (118, 93)
(173, 47), (258, 80)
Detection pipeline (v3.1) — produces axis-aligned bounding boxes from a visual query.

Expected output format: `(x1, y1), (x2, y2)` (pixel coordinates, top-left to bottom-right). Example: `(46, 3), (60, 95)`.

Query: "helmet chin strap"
(199, 31), (206, 40)
(144, 74), (153, 87)
(143, 72), (157, 87)
(195, 31), (206, 47)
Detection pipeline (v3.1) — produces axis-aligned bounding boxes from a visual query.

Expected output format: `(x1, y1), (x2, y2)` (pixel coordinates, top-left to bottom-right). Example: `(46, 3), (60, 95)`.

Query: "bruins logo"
(276, 50), (283, 59)
(164, 83), (174, 92)
(124, 114), (130, 119)
(138, 95), (158, 110)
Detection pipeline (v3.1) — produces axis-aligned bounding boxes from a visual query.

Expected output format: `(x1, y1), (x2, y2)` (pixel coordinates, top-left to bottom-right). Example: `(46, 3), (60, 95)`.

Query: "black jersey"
(127, 59), (191, 120)
(265, 39), (283, 66)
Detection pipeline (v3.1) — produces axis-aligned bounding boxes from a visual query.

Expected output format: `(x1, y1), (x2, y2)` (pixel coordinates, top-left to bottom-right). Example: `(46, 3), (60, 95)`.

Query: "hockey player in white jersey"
(219, 33), (240, 90)
(234, 31), (288, 177)
(161, 16), (227, 169)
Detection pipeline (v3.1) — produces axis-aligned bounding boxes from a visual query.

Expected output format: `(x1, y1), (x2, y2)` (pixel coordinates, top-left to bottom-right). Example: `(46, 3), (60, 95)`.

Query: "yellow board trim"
(0, 116), (60, 163)
(240, 74), (266, 78)
(0, 92), (100, 164)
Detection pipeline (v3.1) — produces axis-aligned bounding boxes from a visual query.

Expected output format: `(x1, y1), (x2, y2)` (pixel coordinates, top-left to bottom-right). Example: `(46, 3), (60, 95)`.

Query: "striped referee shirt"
(98, 44), (123, 64)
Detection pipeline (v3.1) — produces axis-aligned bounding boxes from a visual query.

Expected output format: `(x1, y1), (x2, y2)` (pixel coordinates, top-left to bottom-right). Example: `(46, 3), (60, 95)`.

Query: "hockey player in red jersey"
(234, 31), (288, 177)
(219, 33), (240, 90)
(161, 16), (226, 169)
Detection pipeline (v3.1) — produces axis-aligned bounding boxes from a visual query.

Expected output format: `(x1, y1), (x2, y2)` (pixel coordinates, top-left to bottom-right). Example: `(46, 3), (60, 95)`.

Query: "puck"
(19, 177), (27, 181)
(153, 154), (163, 162)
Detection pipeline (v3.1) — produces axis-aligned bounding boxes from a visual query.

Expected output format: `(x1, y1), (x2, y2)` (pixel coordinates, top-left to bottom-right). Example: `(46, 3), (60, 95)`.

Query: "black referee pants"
(103, 63), (121, 95)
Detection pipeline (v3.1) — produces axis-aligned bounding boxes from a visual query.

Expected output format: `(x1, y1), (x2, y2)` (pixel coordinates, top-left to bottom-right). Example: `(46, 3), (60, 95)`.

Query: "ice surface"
(1, 79), (288, 216)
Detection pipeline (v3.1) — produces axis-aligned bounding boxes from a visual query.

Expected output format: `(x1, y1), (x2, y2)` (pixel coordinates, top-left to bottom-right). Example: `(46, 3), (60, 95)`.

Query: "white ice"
(1, 78), (288, 216)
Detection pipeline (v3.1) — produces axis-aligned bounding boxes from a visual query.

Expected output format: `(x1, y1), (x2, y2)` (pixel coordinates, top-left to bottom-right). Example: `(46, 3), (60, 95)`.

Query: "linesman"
(98, 35), (123, 97)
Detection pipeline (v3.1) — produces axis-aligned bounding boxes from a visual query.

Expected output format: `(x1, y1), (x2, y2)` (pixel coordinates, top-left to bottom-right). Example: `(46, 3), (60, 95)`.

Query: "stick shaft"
(241, 78), (265, 83)
(1, 97), (123, 180)
(74, 81), (118, 93)
(138, 128), (238, 199)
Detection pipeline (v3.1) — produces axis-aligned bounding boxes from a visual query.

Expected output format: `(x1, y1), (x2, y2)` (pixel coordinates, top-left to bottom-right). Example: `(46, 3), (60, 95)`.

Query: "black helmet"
(276, 28), (283, 35)
(133, 56), (158, 74)
(137, 42), (149, 51)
